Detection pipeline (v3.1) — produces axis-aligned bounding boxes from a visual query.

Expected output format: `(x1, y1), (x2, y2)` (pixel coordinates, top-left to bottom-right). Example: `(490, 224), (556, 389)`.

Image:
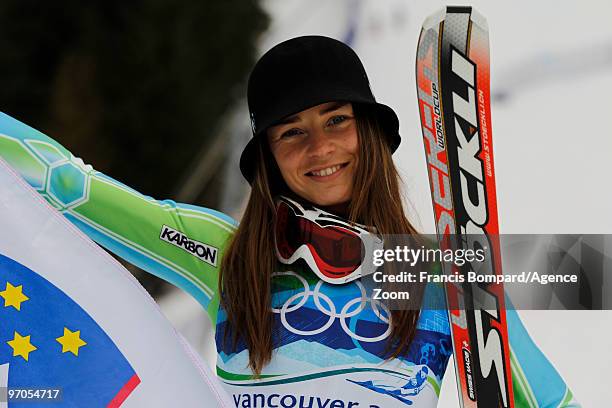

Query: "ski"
(416, 7), (514, 408)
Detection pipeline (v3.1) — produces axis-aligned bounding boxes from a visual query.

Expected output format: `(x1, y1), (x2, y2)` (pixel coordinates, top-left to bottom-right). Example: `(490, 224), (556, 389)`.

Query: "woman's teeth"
(310, 164), (343, 177)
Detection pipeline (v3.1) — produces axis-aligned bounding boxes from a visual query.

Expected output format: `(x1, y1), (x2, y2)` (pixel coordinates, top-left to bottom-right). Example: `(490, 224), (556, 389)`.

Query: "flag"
(0, 158), (231, 407)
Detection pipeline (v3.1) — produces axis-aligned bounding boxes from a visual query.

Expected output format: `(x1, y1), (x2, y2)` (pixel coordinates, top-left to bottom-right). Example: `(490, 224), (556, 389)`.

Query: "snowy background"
(161, 1), (612, 406)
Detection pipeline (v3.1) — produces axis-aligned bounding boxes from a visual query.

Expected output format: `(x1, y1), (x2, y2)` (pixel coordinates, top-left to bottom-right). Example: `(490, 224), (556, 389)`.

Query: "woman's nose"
(306, 128), (334, 158)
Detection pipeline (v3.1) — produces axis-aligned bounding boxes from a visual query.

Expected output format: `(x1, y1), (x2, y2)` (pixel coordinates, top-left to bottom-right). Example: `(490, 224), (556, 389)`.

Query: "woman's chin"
(303, 189), (351, 208)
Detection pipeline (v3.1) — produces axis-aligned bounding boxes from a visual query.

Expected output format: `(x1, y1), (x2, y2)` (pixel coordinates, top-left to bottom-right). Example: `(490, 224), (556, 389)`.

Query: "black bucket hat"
(240, 35), (401, 184)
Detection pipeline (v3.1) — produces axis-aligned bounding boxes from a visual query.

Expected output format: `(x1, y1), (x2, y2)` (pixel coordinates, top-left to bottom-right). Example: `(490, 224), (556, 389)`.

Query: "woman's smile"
(305, 162), (350, 180)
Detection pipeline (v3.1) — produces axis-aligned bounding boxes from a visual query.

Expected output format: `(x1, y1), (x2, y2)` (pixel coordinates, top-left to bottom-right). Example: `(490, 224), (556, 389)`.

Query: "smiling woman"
(219, 35), (437, 404)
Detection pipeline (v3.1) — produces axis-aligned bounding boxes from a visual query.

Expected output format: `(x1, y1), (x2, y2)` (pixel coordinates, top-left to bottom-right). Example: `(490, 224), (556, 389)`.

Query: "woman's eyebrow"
(275, 102), (349, 126)
(319, 102), (349, 115)
(275, 115), (300, 125)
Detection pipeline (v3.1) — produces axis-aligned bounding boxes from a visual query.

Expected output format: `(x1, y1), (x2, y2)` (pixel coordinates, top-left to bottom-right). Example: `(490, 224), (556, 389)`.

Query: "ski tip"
(446, 5), (472, 15)
(422, 6), (488, 32)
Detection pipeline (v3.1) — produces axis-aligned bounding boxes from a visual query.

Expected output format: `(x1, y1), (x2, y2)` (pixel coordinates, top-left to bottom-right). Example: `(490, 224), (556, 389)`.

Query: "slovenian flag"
(0, 158), (231, 407)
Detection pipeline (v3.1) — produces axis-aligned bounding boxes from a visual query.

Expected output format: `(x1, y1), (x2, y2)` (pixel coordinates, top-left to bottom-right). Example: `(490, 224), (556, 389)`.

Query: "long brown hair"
(219, 104), (422, 375)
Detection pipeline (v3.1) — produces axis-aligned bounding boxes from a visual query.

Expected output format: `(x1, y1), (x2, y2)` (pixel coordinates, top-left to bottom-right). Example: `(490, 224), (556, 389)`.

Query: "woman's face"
(267, 102), (358, 207)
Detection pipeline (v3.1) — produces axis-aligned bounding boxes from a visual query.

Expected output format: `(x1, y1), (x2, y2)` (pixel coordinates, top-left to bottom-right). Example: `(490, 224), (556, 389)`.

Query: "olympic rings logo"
(271, 271), (392, 342)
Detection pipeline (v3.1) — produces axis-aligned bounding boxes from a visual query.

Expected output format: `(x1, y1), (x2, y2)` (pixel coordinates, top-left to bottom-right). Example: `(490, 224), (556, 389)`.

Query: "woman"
(0, 36), (579, 407)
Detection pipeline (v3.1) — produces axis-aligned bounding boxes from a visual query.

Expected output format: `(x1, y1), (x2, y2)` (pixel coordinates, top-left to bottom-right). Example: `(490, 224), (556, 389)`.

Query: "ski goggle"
(274, 196), (383, 284)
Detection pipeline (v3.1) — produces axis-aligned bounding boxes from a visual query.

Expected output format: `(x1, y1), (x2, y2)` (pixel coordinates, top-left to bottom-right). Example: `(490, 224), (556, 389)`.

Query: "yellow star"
(7, 331), (37, 361)
(56, 327), (87, 356)
(0, 282), (29, 311)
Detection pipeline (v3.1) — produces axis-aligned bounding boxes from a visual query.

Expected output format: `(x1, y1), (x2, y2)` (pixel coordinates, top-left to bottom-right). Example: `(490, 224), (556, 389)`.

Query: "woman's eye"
(328, 115), (347, 126)
(281, 128), (302, 138)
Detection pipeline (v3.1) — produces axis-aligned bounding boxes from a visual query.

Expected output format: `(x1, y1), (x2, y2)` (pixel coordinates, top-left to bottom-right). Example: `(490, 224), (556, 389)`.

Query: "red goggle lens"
(275, 201), (365, 278)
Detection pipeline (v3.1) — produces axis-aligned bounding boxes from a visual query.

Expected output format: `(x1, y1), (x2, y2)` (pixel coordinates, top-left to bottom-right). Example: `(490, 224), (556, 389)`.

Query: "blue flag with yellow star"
(0, 254), (139, 406)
